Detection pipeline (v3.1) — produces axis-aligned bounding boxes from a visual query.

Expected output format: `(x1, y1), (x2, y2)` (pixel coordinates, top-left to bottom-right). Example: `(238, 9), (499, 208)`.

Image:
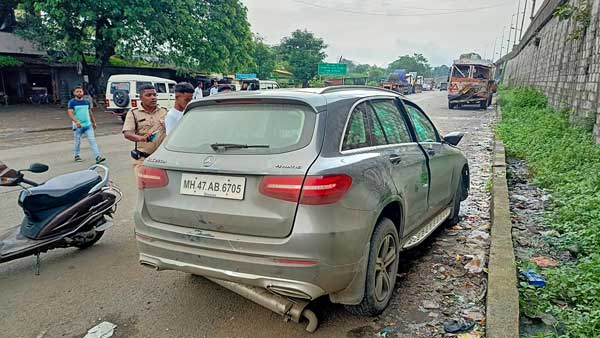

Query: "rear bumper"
(134, 201), (373, 300)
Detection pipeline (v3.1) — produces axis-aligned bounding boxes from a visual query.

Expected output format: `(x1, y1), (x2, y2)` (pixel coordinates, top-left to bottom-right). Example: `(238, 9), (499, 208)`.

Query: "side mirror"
(444, 132), (464, 146)
(0, 163), (20, 186)
(27, 163), (49, 173)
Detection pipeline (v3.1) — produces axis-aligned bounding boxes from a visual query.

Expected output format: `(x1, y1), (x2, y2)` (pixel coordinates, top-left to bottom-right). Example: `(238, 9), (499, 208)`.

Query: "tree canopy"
(15, 0), (254, 86)
(279, 29), (327, 87)
(249, 35), (276, 79)
(388, 53), (432, 77)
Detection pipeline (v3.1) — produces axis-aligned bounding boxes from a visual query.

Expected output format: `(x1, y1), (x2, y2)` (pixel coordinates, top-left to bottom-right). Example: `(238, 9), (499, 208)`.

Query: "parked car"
(239, 79), (280, 91)
(105, 74), (177, 121)
(134, 86), (469, 325)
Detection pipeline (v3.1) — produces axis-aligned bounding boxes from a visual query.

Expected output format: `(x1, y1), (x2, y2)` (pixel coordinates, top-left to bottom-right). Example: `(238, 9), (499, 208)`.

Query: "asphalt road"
(0, 90), (489, 338)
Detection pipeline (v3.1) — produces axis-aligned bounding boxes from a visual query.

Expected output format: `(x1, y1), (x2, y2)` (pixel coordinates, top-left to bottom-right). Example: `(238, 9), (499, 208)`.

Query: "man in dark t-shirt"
(67, 86), (105, 163)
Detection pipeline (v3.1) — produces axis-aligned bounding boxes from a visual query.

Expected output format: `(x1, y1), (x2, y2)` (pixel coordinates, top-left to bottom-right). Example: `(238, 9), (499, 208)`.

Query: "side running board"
(402, 208), (451, 250)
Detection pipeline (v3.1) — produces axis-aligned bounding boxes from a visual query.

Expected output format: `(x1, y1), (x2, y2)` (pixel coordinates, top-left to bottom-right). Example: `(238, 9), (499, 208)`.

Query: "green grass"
(497, 87), (600, 337)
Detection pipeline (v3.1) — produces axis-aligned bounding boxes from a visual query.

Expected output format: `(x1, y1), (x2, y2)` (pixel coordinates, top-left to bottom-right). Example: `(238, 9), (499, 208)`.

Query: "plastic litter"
(376, 327), (393, 338)
(443, 318), (475, 333)
(457, 332), (482, 338)
(519, 270), (546, 287)
(531, 256), (559, 268)
(83, 321), (117, 338)
(464, 255), (485, 274)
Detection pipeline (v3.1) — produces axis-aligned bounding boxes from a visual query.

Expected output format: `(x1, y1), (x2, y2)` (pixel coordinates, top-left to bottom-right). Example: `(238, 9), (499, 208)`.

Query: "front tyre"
(345, 218), (399, 316)
(74, 230), (104, 249)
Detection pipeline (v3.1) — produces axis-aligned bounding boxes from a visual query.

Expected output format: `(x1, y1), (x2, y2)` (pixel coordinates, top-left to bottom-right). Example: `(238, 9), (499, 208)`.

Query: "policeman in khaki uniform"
(122, 84), (168, 174)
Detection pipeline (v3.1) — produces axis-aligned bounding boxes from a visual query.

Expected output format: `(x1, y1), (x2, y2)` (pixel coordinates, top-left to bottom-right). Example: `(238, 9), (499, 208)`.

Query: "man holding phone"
(122, 84), (168, 172)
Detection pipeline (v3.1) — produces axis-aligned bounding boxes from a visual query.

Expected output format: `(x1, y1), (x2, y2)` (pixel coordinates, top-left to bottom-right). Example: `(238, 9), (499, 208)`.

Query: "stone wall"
(502, 0), (600, 143)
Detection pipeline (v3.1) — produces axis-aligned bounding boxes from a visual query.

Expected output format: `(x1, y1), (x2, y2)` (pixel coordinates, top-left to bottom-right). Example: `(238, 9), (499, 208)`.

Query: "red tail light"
(131, 99), (138, 107)
(259, 175), (352, 205)
(137, 166), (168, 190)
(104, 99), (109, 107)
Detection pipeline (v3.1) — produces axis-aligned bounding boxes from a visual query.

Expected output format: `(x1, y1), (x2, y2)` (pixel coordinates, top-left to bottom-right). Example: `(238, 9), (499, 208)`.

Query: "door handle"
(426, 148), (436, 156)
(388, 154), (403, 164)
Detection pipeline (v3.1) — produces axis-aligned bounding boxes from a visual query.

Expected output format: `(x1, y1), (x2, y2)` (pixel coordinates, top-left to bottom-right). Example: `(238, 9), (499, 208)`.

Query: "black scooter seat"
(28, 170), (100, 199)
(19, 170), (102, 215)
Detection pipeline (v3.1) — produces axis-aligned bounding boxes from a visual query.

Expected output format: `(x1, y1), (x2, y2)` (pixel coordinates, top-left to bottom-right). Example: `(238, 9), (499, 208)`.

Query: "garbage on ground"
(530, 256), (559, 268)
(376, 327), (393, 338)
(422, 300), (440, 309)
(456, 331), (482, 338)
(464, 255), (485, 274)
(83, 321), (116, 338)
(519, 269), (546, 287)
(468, 230), (490, 241)
(443, 318), (475, 333)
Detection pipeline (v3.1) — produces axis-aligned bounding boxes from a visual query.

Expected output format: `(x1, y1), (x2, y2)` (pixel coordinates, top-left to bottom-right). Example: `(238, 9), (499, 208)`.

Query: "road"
(0, 90), (495, 338)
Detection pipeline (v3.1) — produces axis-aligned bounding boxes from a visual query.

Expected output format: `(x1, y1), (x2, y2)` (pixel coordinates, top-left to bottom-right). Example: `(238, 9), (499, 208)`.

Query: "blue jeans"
(73, 126), (101, 158)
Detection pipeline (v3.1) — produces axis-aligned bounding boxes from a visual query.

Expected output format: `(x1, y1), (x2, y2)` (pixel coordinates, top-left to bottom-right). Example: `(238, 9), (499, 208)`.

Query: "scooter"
(0, 161), (122, 273)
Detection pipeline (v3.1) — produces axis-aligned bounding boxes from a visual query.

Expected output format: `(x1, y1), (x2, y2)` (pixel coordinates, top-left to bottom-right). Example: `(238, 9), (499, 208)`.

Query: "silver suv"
(134, 86), (469, 323)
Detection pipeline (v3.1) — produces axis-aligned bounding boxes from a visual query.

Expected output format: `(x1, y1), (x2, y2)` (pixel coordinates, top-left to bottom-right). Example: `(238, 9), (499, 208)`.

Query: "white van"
(105, 74), (177, 121)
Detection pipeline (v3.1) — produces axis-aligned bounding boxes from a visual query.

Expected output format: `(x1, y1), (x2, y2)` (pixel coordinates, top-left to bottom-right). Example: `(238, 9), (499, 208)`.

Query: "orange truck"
(448, 54), (496, 110)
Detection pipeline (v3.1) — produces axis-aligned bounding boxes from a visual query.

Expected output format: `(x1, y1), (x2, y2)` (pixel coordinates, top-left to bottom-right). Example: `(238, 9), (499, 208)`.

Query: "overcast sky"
(242, 0), (537, 67)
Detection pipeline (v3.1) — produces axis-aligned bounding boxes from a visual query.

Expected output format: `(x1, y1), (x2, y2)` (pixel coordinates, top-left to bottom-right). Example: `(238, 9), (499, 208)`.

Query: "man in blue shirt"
(67, 86), (105, 163)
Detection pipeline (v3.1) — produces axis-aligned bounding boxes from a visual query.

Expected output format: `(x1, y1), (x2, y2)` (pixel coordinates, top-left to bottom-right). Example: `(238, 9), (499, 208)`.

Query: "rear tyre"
(480, 100), (487, 110)
(74, 230), (104, 249)
(345, 218), (399, 316)
(445, 175), (464, 227)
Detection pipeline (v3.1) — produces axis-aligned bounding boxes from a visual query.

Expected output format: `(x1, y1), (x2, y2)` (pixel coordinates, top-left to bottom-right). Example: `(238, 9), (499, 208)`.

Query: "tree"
(387, 53), (432, 77)
(339, 58), (357, 73)
(249, 35), (276, 79)
(278, 29), (327, 87)
(432, 65), (450, 78)
(15, 0), (254, 89)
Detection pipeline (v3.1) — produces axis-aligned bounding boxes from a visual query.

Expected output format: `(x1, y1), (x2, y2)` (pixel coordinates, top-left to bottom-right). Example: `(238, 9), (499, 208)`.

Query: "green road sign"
(318, 63), (347, 75)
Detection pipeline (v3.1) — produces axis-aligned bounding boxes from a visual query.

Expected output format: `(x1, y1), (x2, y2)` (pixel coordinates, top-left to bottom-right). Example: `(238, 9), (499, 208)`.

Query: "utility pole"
(530, 0), (537, 21)
(520, 0), (528, 40)
(514, 0), (521, 46)
(492, 37), (497, 61)
(500, 27), (506, 57)
(509, 14), (515, 51)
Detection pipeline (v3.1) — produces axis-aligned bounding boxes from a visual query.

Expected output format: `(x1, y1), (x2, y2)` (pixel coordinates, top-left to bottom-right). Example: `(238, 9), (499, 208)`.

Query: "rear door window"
(166, 103), (316, 155)
(168, 83), (175, 93)
(369, 100), (413, 144)
(136, 81), (153, 93)
(154, 83), (167, 93)
(342, 103), (370, 151)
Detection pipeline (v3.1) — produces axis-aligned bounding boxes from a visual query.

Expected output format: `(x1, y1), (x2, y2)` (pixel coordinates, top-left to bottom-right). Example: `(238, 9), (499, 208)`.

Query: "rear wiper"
(210, 143), (270, 151)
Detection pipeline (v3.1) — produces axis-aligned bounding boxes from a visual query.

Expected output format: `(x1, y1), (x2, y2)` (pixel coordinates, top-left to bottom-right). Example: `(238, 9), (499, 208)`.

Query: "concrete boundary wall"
(501, 0), (600, 143)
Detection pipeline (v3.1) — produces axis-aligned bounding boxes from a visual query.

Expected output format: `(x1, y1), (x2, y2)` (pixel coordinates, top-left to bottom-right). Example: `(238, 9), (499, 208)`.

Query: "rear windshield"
(110, 82), (130, 94)
(166, 103), (316, 155)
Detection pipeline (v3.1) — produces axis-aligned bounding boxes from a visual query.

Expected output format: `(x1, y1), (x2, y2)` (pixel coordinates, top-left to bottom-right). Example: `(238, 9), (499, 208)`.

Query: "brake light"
(104, 99), (109, 107)
(131, 99), (137, 107)
(259, 175), (352, 205)
(137, 166), (168, 189)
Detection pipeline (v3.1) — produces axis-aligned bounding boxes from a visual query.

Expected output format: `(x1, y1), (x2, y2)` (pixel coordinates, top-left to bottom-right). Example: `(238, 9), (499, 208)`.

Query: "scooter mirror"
(0, 162), (20, 186)
(28, 163), (49, 173)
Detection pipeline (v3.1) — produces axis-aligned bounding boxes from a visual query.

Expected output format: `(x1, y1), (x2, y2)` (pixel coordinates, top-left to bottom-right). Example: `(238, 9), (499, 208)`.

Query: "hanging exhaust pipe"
(207, 277), (319, 333)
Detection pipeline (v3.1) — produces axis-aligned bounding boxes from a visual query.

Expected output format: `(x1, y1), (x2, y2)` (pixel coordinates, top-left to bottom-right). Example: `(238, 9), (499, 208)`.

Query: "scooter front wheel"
(73, 230), (104, 249)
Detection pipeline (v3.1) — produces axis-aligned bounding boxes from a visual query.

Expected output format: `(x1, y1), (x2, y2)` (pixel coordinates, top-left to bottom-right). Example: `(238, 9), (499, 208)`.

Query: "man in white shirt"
(165, 82), (194, 135)
(193, 82), (204, 100)
(209, 80), (219, 96)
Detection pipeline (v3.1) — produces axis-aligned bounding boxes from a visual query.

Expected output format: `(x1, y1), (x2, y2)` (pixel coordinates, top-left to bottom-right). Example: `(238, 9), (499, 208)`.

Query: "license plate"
(180, 174), (246, 200)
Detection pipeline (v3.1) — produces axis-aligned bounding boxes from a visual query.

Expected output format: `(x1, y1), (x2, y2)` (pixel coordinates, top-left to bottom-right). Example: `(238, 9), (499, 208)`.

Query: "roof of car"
(107, 74), (177, 83)
(186, 86), (408, 112)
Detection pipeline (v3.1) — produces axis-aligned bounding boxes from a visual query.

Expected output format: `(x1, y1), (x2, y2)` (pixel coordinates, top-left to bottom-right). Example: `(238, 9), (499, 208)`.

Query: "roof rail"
(318, 85), (403, 96)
